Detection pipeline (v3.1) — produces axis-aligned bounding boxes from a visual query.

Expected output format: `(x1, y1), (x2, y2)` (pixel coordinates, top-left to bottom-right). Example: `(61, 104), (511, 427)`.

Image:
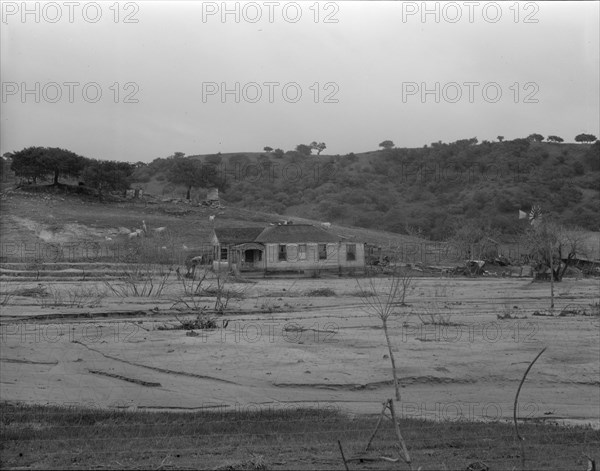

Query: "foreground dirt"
(1, 276), (599, 430)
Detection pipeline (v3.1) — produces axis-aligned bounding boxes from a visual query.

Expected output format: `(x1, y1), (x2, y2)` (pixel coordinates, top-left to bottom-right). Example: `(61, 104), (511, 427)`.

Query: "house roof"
(255, 224), (341, 243)
(213, 227), (265, 245)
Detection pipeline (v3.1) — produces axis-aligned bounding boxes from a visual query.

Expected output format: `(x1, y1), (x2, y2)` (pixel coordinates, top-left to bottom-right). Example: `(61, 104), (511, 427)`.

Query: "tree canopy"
(10, 146), (87, 184)
(574, 133), (597, 143)
(82, 160), (133, 200)
(295, 144), (313, 156)
(379, 140), (395, 150)
(167, 154), (226, 200)
(310, 141), (327, 155)
(527, 133), (544, 142)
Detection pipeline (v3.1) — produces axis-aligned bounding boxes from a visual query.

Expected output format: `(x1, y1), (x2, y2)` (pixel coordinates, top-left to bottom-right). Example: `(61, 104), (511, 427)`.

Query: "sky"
(1, 1), (599, 162)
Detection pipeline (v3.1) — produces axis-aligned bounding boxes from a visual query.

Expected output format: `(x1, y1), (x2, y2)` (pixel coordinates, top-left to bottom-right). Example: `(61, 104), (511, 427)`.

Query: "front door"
(243, 249), (263, 269)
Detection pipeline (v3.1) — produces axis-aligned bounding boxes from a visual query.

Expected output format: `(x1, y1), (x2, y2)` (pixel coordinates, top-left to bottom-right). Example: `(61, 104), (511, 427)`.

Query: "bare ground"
(1, 276), (598, 429)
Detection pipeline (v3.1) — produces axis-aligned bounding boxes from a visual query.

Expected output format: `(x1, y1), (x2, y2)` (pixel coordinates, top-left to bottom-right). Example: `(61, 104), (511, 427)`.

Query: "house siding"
(209, 226), (365, 275)
(265, 242), (364, 273)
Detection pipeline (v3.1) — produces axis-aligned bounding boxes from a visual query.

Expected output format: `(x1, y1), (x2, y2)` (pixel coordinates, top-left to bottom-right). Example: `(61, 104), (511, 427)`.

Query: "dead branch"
(513, 347), (547, 470)
(337, 440), (350, 471)
(388, 399), (412, 470)
(365, 401), (389, 452)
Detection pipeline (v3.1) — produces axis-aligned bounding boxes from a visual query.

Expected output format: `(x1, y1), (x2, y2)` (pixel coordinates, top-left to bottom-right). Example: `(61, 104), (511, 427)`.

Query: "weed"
(417, 302), (455, 326)
(206, 272), (249, 314)
(497, 304), (528, 320)
(170, 269), (209, 312)
(103, 264), (172, 298)
(163, 313), (218, 330)
(36, 285), (106, 308)
(497, 311), (528, 320)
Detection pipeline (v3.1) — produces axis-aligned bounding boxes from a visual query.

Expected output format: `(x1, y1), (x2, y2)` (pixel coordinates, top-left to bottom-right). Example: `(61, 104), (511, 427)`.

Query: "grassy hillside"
(131, 140), (600, 240)
(0, 181), (420, 263)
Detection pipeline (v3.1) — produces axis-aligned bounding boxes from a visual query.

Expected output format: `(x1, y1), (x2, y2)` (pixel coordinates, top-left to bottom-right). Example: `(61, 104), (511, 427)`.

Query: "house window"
(278, 244), (287, 261)
(318, 244), (327, 260)
(298, 244), (307, 260)
(346, 244), (356, 261)
(220, 247), (228, 260)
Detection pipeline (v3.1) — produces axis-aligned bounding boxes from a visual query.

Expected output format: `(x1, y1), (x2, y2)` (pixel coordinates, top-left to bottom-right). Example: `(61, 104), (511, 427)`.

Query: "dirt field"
(2, 274), (598, 429)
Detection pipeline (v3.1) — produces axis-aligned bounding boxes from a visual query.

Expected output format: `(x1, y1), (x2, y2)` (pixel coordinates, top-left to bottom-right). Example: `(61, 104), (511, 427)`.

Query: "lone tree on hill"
(263, 146), (273, 153)
(575, 133), (597, 143)
(310, 141), (327, 155)
(379, 140), (395, 150)
(547, 135), (564, 143)
(497, 136), (504, 142)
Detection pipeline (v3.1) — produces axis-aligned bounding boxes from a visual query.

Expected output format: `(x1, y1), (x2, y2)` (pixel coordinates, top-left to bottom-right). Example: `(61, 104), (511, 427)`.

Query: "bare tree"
(450, 220), (500, 261)
(523, 221), (588, 309)
(357, 268), (412, 400)
(357, 266), (414, 468)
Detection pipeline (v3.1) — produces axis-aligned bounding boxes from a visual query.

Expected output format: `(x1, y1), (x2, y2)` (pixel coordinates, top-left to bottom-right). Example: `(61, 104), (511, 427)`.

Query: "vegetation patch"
(11, 286), (49, 298)
(1, 403), (598, 470)
(304, 288), (337, 297)
(158, 313), (219, 331)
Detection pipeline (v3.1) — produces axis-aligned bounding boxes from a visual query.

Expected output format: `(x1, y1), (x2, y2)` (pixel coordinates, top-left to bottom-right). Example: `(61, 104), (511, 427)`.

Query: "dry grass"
(1, 403), (598, 470)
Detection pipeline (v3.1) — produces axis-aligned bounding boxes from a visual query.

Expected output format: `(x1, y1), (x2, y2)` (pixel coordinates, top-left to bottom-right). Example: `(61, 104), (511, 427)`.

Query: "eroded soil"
(1, 276), (599, 428)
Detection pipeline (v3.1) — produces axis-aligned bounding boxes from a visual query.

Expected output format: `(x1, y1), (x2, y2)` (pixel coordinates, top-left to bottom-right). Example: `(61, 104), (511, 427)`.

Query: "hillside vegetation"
(132, 140), (600, 240)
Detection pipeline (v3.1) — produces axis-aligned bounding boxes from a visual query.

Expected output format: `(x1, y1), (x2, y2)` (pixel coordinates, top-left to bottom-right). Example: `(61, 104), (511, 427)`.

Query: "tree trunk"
(557, 255), (574, 281)
(382, 318), (401, 402)
(186, 185), (192, 200)
(549, 242), (555, 309)
(53, 170), (59, 185)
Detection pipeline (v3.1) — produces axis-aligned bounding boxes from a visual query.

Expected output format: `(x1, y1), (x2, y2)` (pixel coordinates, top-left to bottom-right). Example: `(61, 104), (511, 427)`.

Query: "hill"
(0, 183), (421, 264)
(131, 140), (600, 240)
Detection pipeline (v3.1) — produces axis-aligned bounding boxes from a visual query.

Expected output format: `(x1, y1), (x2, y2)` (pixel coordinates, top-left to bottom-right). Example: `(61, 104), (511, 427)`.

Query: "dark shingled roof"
(255, 224), (340, 243)
(213, 227), (265, 245)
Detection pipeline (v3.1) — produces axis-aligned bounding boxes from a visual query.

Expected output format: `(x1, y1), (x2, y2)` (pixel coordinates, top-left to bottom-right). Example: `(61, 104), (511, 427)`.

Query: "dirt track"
(1, 276), (598, 427)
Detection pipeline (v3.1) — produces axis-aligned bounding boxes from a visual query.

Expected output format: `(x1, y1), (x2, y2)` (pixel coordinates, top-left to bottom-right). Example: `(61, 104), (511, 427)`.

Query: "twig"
(583, 453), (596, 471)
(388, 399), (412, 470)
(365, 400), (389, 452)
(513, 347), (547, 470)
(337, 440), (350, 471)
(347, 456), (399, 463)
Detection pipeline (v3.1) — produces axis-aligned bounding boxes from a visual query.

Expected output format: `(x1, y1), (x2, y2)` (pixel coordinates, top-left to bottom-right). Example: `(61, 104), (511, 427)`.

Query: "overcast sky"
(1, 1), (599, 162)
